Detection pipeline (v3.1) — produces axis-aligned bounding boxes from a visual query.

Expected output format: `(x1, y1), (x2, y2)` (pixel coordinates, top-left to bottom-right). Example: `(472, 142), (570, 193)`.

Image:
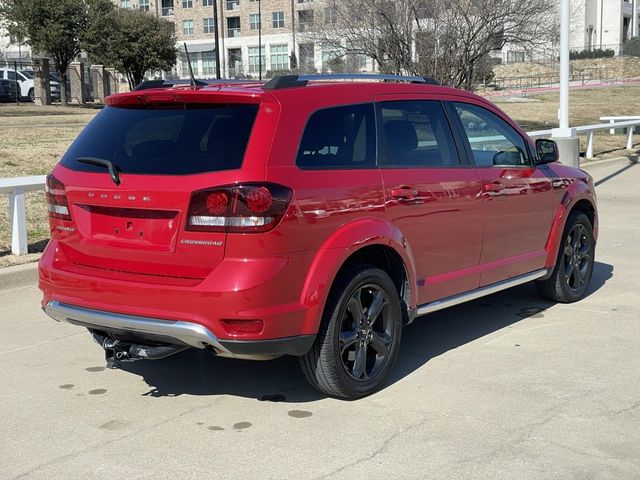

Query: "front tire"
(28, 88), (34, 102)
(300, 266), (403, 399)
(536, 211), (595, 303)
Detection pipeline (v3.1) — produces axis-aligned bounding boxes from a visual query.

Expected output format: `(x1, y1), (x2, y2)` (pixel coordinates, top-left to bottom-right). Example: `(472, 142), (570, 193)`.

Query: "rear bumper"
(39, 239), (318, 356)
(45, 300), (220, 349)
(44, 300), (315, 359)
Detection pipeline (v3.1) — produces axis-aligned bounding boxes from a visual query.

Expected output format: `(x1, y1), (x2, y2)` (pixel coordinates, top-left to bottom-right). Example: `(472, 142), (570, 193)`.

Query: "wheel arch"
(544, 184), (598, 269)
(299, 218), (417, 334)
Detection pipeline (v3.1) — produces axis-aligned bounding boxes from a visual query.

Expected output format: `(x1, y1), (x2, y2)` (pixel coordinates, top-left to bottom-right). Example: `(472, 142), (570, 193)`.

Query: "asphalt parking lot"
(1, 157), (639, 479)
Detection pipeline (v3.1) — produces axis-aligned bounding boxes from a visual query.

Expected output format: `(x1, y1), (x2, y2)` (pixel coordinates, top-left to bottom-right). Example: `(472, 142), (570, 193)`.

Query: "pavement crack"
(0, 331), (86, 356)
(9, 400), (223, 480)
(611, 399), (640, 416)
(311, 418), (428, 480)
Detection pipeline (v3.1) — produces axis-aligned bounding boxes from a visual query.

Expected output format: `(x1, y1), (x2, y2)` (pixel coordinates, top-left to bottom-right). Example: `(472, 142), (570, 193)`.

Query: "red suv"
(40, 74), (597, 398)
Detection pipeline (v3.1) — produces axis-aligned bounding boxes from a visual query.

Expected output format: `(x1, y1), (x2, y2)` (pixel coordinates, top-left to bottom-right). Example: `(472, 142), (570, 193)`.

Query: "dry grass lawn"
(0, 104), (98, 266)
(1, 86), (639, 266)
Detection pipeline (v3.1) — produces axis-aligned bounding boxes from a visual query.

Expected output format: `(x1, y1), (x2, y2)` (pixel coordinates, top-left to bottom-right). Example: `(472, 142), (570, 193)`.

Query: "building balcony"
(162, 6), (174, 16)
(228, 28), (241, 38)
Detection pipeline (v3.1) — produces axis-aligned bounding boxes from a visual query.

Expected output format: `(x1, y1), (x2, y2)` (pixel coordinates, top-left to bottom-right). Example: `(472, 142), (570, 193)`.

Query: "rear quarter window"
(61, 104), (259, 175)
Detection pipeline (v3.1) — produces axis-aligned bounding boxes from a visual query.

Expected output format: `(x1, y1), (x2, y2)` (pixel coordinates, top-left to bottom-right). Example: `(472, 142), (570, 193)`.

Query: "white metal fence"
(1, 118), (639, 257)
(1, 176), (46, 255)
(529, 117), (640, 158)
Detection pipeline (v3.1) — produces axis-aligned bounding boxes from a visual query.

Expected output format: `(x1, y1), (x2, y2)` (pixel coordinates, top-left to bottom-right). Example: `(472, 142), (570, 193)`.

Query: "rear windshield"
(61, 104), (259, 175)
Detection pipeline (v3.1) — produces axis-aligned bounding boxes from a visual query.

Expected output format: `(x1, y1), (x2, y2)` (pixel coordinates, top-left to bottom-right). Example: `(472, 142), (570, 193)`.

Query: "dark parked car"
(0, 78), (18, 102)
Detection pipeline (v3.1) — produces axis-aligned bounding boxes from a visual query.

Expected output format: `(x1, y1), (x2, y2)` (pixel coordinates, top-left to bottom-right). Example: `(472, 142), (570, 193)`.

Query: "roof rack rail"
(263, 73), (439, 90)
(133, 78), (257, 92)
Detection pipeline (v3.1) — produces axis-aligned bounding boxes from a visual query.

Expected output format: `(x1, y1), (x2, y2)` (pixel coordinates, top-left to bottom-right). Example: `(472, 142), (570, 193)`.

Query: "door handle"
(483, 182), (504, 192)
(390, 187), (419, 199)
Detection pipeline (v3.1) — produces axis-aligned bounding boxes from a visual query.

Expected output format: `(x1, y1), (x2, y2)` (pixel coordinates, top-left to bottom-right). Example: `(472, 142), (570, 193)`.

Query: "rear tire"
(300, 266), (403, 399)
(536, 211), (595, 303)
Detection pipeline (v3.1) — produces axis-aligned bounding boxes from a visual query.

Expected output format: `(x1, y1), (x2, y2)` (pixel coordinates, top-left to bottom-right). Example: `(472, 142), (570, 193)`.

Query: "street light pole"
(213, 0), (221, 79)
(258, 0), (263, 81)
(551, 0), (580, 167)
(559, 0), (570, 131)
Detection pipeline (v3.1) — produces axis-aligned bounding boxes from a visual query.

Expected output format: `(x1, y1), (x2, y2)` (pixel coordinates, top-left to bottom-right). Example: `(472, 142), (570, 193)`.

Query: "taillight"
(186, 183), (292, 233)
(45, 174), (71, 221)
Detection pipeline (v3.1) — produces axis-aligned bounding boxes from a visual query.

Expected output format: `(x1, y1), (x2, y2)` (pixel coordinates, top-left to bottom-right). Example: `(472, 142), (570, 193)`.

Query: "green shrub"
(570, 48), (616, 60)
(623, 37), (640, 57)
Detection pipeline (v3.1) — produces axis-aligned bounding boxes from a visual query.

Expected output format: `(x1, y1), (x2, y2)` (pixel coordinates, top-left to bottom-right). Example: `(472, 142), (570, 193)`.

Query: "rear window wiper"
(77, 157), (122, 185)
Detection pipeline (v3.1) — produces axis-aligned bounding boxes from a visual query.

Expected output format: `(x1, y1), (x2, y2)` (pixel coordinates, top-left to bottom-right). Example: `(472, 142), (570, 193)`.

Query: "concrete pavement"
(1, 157), (639, 479)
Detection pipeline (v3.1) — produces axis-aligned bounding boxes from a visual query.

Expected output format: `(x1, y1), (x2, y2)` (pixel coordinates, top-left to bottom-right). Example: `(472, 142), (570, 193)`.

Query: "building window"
(298, 10), (314, 31)
(227, 17), (240, 37)
(182, 55), (199, 76)
(506, 51), (525, 63)
(203, 0), (213, 5)
(139, 0), (150, 11)
(324, 6), (337, 24)
(203, 17), (215, 33)
(248, 46), (266, 74)
(120, 0), (131, 8)
(346, 42), (366, 70)
(202, 51), (217, 75)
(183, 19), (194, 35)
(272, 11), (285, 28)
(226, 0), (239, 10)
(228, 48), (243, 76)
(161, 0), (174, 16)
(299, 43), (315, 70)
(297, 0), (313, 3)
(250, 14), (261, 31)
(182, 0), (193, 8)
(270, 44), (289, 71)
(322, 43), (342, 69)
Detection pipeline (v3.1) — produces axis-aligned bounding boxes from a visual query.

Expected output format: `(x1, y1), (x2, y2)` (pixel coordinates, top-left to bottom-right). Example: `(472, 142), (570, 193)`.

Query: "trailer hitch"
(90, 330), (189, 369)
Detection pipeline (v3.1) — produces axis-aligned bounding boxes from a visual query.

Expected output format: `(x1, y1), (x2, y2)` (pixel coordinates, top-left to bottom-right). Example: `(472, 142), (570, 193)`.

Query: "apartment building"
(501, 0), (640, 63)
(570, 0), (639, 52)
(116, 0), (373, 79)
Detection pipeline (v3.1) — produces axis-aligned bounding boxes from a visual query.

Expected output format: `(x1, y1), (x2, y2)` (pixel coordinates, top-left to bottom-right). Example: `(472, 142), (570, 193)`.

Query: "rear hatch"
(49, 91), (262, 284)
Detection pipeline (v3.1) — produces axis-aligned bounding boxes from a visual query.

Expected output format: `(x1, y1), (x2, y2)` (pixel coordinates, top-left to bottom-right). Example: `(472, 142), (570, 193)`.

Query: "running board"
(416, 269), (548, 316)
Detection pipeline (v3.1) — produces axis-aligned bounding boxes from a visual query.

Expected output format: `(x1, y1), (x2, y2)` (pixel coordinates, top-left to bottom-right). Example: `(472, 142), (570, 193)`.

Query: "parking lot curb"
(0, 262), (39, 292)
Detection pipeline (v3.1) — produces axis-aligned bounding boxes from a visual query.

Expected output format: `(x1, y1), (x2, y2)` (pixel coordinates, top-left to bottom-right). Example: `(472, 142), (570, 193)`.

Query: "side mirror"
(536, 139), (559, 165)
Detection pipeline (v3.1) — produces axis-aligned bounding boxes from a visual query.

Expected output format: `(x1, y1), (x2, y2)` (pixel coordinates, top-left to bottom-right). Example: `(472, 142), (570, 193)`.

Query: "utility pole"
(213, 0), (221, 79)
(258, 0), (263, 81)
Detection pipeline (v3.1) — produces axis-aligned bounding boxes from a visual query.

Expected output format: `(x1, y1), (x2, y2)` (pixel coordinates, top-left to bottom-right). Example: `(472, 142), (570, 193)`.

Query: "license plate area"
(75, 205), (180, 253)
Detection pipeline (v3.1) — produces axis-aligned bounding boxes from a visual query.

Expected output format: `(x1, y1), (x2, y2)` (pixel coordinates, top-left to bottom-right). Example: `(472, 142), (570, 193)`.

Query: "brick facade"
(112, 0), (374, 79)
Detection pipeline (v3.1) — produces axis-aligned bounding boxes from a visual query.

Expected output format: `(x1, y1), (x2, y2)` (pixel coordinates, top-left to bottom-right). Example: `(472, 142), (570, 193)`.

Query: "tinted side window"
(296, 103), (375, 169)
(7, 71), (16, 81)
(377, 100), (460, 168)
(454, 102), (530, 167)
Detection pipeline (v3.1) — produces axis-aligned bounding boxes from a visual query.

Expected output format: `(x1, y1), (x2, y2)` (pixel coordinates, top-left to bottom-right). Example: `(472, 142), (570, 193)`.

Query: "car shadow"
(120, 262), (613, 401)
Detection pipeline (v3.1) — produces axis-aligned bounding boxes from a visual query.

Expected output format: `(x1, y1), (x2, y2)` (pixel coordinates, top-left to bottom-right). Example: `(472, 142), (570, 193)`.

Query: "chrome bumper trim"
(44, 300), (226, 351)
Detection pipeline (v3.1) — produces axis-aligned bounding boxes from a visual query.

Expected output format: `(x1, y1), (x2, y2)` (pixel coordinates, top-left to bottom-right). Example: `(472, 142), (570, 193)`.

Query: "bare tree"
(305, 0), (557, 90)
